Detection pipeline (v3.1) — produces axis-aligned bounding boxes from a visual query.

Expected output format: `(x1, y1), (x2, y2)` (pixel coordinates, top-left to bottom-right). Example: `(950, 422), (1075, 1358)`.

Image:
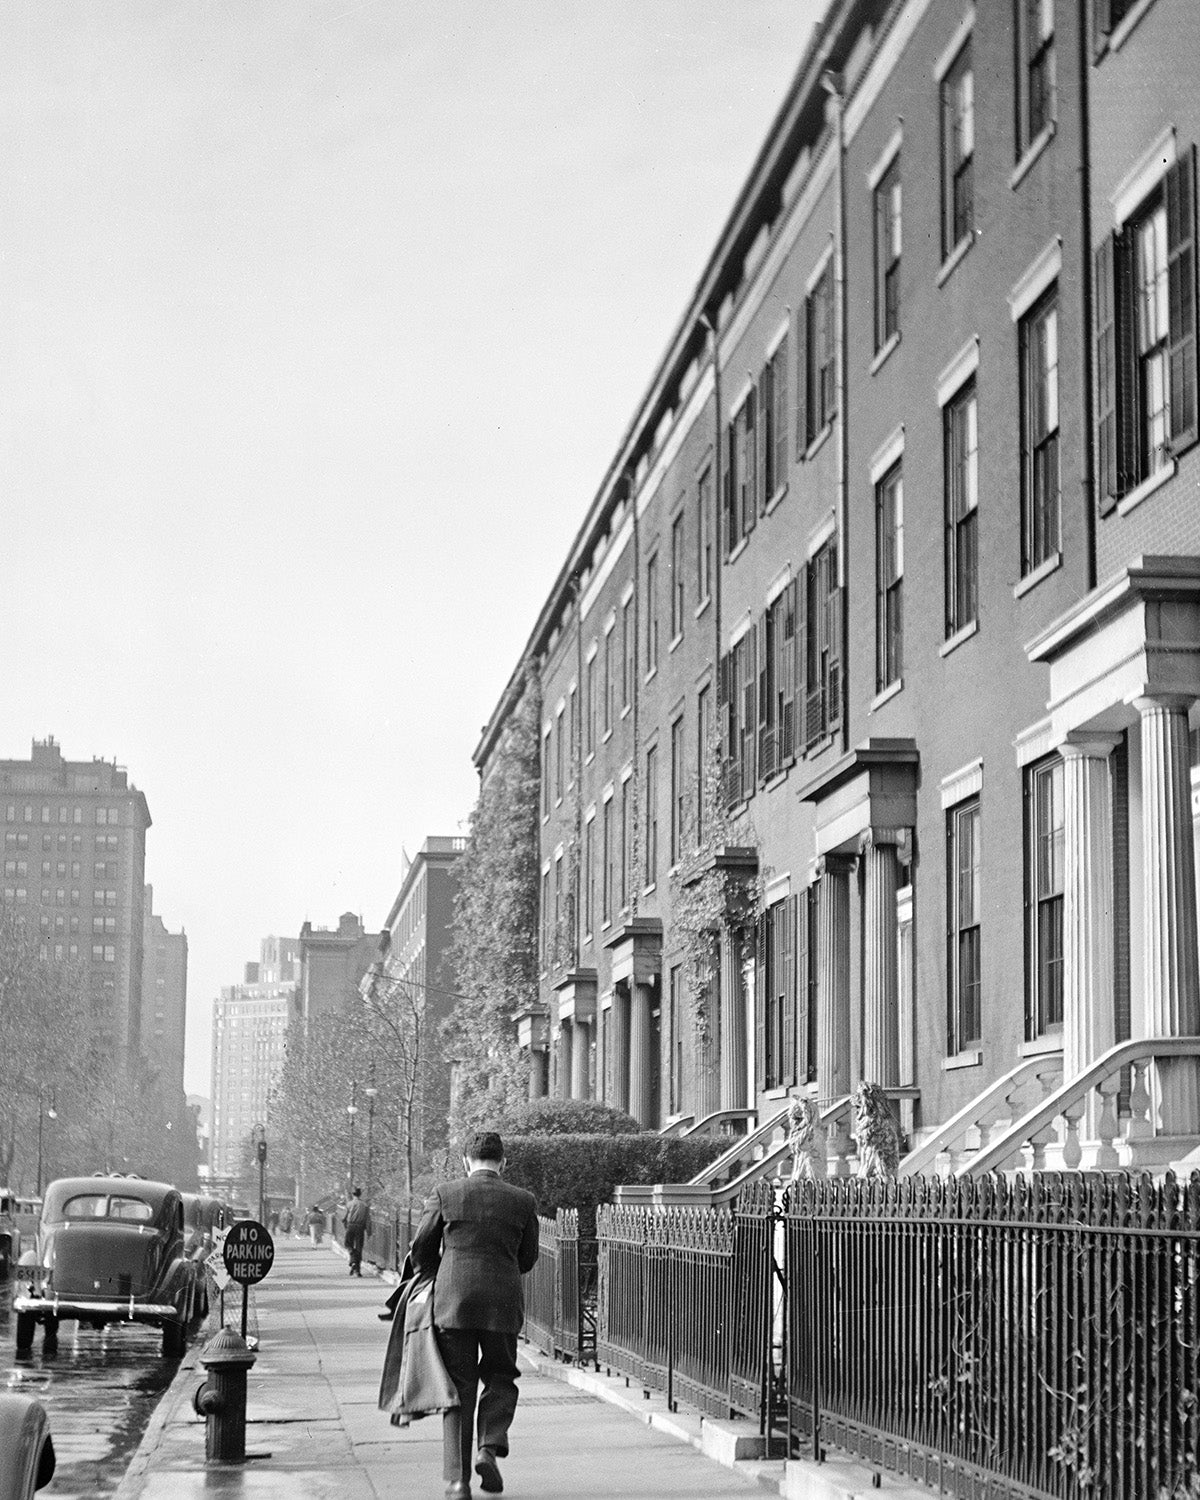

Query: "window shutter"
(795, 301), (809, 458)
(744, 389), (758, 537)
(826, 545), (843, 734)
(758, 366), (772, 512)
(757, 609), (773, 781)
(782, 893), (797, 1087)
(1115, 231), (1140, 495)
(754, 916), (767, 1088)
(723, 423), (737, 557)
(1094, 233), (1120, 513)
(717, 651), (733, 810)
(795, 888), (810, 1084)
(781, 579), (798, 762)
(1167, 144), (1198, 455)
(774, 338), (789, 494)
(741, 625), (758, 799)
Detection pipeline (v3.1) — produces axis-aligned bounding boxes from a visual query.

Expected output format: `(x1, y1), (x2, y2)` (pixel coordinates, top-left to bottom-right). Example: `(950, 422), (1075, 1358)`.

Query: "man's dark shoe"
(445, 1483), (471, 1500)
(377, 1309), (392, 1321)
(475, 1449), (503, 1493)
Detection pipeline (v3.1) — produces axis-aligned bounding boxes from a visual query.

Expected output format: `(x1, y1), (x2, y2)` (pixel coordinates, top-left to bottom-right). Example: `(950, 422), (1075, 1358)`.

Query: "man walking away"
(411, 1130), (539, 1499)
(344, 1187), (370, 1276)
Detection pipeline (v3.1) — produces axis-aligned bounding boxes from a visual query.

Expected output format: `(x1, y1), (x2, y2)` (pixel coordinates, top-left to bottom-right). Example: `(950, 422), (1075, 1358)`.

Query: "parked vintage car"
(13, 1176), (197, 1357)
(0, 1195), (40, 1282)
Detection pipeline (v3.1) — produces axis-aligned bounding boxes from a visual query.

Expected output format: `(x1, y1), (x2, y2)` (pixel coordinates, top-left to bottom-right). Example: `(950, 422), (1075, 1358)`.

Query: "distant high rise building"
(1, 737), (150, 1064)
(141, 884), (187, 1099)
(209, 936), (300, 1183)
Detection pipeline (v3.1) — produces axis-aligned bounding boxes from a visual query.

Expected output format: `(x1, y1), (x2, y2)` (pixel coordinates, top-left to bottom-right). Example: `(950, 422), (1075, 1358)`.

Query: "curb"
(112, 1343), (204, 1500)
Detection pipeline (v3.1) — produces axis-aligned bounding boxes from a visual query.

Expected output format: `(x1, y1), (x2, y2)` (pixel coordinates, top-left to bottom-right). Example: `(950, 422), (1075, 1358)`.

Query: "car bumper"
(13, 1294), (181, 1322)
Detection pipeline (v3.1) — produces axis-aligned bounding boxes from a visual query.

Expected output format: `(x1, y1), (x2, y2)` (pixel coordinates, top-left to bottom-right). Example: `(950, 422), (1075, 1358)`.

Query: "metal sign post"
(222, 1219), (275, 1343)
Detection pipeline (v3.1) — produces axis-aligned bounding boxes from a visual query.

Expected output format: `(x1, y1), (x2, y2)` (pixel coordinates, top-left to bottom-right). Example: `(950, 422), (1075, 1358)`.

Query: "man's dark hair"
(352, 1187), (362, 1198)
(464, 1130), (505, 1163)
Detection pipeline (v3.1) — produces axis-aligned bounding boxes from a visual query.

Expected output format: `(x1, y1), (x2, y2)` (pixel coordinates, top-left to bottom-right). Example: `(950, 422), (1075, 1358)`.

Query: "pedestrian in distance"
(278, 1204), (294, 1236)
(344, 1186), (370, 1275)
(411, 1129), (539, 1499)
(307, 1205), (325, 1246)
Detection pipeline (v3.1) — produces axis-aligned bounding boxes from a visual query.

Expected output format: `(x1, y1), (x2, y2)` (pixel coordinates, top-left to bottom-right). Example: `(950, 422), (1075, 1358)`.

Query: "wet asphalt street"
(0, 1298), (184, 1498)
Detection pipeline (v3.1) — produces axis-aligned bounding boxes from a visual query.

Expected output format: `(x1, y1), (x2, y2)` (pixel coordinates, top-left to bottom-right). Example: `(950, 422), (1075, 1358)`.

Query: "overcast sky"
(0, 0), (825, 1096)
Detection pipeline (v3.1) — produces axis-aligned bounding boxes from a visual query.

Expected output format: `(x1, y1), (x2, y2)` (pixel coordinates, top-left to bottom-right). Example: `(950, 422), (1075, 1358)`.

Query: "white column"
(719, 929), (747, 1111)
(1136, 695), (1200, 1132)
(1060, 736), (1118, 1083)
(816, 854), (853, 1101)
(557, 1023), (573, 1100)
(571, 1019), (590, 1100)
(860, 831), (901, 1087)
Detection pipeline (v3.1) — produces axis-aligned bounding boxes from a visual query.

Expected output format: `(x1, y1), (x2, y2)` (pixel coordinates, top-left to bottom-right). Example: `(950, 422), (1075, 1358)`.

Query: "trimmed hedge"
(501, 1098), (640, 1137)
(503, 1133), (727, 1236)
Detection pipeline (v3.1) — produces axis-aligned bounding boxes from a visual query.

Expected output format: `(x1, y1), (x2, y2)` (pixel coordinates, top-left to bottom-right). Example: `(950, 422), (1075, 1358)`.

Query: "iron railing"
(531, 1170), (1200, 1500)
(785, 1171), (1200, 1500)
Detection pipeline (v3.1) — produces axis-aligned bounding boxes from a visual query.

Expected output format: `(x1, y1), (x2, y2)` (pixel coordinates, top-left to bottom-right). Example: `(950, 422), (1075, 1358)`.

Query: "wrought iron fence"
(785, 1171), (1200, 1500)
(594, 1186), (773, 1421)
(524, 1214), (560, 1356)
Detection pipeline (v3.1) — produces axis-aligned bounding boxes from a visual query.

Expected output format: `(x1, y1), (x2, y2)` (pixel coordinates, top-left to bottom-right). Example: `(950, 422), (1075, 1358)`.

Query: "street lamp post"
(346, 1083), (359, 1191)
(364, 1067), (378, 1198)
(35, 1090), (57, 1197)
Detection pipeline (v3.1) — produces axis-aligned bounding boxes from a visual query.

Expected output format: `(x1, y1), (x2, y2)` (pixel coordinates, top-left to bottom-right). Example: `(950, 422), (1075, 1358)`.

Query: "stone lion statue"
(853, 1081), (902, 1178)
(786, 1097), (827, 1182)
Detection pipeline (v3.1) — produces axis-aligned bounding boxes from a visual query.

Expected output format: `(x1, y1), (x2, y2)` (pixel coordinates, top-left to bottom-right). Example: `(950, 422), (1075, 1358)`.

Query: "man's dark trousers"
(436, 1328), (520, 1481)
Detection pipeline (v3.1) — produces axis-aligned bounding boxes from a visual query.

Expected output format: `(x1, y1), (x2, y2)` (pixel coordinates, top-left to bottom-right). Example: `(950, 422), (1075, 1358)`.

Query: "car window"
(61, 1193), (154, 1222)
(109, 1197), (153, 1222)
(63, 1195), (108, 1218)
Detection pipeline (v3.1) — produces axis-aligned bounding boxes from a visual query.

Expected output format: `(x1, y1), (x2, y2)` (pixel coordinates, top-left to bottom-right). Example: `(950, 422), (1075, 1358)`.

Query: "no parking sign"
(223, 1219), (275, 1284)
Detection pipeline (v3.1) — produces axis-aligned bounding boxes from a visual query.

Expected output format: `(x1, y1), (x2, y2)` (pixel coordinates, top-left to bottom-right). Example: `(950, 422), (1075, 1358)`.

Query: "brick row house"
(474, 0), (1200, 1170)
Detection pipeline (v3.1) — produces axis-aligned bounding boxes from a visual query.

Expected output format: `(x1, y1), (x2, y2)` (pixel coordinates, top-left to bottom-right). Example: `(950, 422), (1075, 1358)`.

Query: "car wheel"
(161, 1319), (186, 1357)
(15, 1312), (36, 1353)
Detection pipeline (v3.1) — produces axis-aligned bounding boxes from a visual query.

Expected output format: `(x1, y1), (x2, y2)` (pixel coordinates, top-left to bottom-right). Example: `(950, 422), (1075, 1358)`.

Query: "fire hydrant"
(192, 1327), (257, 1462)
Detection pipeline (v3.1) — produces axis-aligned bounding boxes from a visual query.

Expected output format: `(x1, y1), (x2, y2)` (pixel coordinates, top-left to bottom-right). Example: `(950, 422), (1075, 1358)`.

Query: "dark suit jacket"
(411, 1169), (539, 1333)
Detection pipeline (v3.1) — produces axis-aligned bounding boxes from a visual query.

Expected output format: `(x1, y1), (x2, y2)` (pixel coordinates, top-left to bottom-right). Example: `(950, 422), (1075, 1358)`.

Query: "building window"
(1092, 0), (1135, 53)
(601, 799), (613, 924)
(725, 391), (757, 555)
(876, 463), (904, 690)
(668, 964), (684, 1115)
(645, 554), (659, 674)
(757, 897), (796, 1090)
(541, 728), (552, 818)
(603, 628), (613, 736)
(540, 867), (550, 968)
(759, 582), (798, 781)
(947, 797), (982, 1053)
(804, 265), (837, 444)
(621, 596), (634, 710)
(555, 709), (565, 803)
(670, 513), (685, 641)
(1017, 0), (1055, 153)
(1020, 289), (1060, 573)
(1095, 151), (1199, 500)
(669, 717), (684, 866)
(944, 382), (978, 636)
(802, 537), (843, 751)
(696, 684), (711, 846)
(585, 652), (596, 756)
(697, 466), (713, 603)
(567, 686), (577, 787)
(620, 778), (634, 909)
(874, 155), (902, 348)
(583, 817), (594, 937)
(760, 335), (789, 503)
(553, 854), (563, 965)
(1025, 757), (1064, 1039)
(720, 627), (758, 808)
(941, 41), (974, 257)
(644, 746), (658, 886)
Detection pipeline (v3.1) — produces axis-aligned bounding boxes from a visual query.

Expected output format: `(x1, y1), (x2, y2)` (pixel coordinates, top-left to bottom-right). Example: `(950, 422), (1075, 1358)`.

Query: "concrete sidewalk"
(112, 1236), (777, 1500)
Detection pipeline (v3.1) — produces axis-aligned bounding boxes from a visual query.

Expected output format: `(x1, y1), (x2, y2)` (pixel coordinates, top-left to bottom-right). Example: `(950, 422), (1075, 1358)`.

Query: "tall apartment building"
(476, 0), (1200, 1169)
(1, 737), (150, 1064)
(141, 884), (187, 1099)
(209, 936), (300, 1182)
(367, 837), (466, 1151)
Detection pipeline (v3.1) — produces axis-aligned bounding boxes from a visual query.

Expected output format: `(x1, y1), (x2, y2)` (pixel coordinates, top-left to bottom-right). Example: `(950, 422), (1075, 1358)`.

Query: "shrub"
(500, 1098), (641, 1137)
(503, 1133), (727, 1237)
